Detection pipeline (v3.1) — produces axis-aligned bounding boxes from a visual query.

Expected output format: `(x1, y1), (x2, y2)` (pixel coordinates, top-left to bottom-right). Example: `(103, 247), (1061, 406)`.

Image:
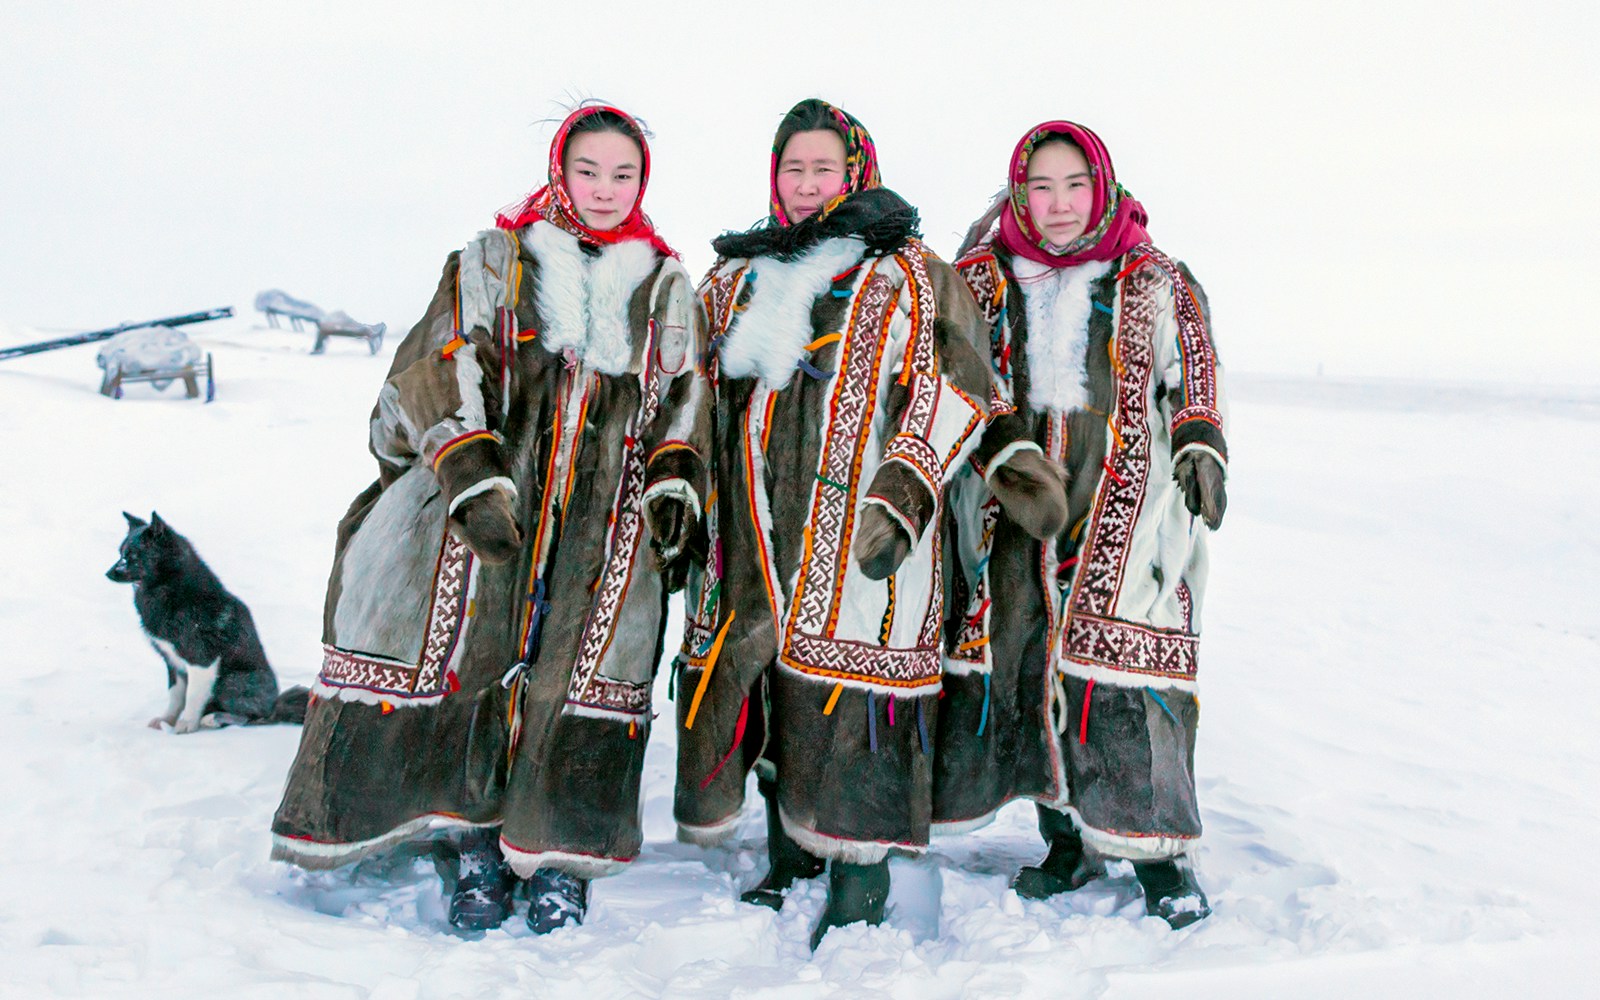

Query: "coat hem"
(270, 813), (487, 870)
(500, 843), (632, 880)
(1064, 805), (1196, 861)
(675, 808), (745, 847)
(779, 805), (920, 864)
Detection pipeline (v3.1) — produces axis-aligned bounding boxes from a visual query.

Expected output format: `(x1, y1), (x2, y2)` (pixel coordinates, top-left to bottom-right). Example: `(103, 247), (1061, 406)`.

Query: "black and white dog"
(107, 512), (308, 732)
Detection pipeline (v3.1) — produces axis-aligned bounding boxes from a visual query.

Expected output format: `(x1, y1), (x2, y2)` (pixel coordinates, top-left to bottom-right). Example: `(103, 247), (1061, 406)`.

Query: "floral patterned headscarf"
(768, 99), (882, 228)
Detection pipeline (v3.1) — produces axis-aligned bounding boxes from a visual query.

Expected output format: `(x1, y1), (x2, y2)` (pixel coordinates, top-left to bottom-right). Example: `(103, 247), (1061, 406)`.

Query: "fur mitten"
(990, 449), (1070, 539)
(450, 487), (522, 564)
(645, 494), (698, 566)
(852, 503), (912, 580)
(1174, 451), (1226, 530)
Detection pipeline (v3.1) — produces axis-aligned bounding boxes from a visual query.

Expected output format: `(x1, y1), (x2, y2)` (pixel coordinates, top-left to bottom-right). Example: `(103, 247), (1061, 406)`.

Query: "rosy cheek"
(1027, 191), (1053, 221)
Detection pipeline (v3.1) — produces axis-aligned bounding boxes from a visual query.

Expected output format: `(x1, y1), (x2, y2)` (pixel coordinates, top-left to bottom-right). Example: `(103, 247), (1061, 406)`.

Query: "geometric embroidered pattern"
(1067, 262), (1158, 624)
(1133, 244), (1221, 436)
(1058, 252), (1201, 679)
(1062, 608), (1198, 682)
(783, 630), (942, 690)
(947, 498), (1000, 667)
(564, 315), (668, 718)
(318, 530), (474, 702)
(790, 271), (894, 643)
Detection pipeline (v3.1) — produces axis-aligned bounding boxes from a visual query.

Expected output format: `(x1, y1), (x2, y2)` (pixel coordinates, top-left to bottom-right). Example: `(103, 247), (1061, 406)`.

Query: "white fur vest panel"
(719, 237), (867, 389)
(524, 220), (659, 376)
(1011, 256), (1114, 415)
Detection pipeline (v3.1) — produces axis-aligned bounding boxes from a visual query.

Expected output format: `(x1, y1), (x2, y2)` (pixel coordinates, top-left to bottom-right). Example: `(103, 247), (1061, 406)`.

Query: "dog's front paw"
(147, 717), (173, 730)
(172, 718), (202, 735)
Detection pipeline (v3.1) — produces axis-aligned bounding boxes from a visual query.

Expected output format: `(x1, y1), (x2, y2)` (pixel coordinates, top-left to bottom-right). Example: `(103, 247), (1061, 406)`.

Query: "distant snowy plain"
(1, 318), (1595, 999)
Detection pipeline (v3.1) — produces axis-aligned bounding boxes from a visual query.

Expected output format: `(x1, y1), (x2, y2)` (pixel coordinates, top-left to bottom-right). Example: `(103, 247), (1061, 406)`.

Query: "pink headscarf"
(996, 120), (1149, 268)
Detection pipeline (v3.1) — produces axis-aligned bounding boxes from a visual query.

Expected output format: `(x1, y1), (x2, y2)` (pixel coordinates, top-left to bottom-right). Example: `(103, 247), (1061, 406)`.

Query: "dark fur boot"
(809, 859), (890, 951)
(526, 868), (588, 934)
(1134, 856), (1211, 929)
(1012, 805), (1102, 899)
(741, 778), (825, 910)
(447, 828), (517, 931)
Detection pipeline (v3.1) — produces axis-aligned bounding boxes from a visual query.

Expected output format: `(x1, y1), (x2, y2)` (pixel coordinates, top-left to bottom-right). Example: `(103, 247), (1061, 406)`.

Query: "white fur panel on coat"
(1011, 256), (1114, 414)
(719, 237), (867, 389)
(524, 220), (660, 375)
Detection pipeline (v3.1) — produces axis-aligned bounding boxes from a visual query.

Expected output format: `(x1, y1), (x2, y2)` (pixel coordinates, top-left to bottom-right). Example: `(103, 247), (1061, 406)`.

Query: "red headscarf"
(996, 120), (1149, 268)
(495, 105), (677, 258)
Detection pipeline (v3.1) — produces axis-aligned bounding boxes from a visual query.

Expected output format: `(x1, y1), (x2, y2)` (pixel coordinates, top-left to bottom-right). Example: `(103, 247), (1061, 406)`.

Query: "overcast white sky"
(2, 1), (1595, 383)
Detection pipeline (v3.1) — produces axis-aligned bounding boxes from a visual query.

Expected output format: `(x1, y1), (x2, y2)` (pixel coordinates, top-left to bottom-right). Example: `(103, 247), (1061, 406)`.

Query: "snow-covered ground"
(1, 320), (1595, 999)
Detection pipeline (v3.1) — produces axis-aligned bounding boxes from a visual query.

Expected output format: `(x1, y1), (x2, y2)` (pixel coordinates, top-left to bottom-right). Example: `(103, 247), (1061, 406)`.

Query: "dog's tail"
(267, 685), (311, 725)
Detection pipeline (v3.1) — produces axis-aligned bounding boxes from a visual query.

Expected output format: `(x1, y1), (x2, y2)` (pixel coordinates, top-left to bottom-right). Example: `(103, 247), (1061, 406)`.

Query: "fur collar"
(524, 220), (659, 375)
(712, 188), (918, 262)
(719, 236), (867, 389)
(1011, 256), (1113, 414)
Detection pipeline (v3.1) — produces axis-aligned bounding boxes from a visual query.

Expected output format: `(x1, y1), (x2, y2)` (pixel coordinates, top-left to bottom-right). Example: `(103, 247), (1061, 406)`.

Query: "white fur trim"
(447, 476), (516, 516)
(560, 701), (647, 724)
(1062, 805), (1194, 861)
(720, 237), (866, 388)
(642, 477), (702, 563)
(1174, 442), (1228, 475)
(1057, 659), (1198, 695)
(270, 814), (483, 871)
(309, 679), (448, 708)
(641, 477), (703, 524)
(774, 656), (941, 696)
(525, 220), (658, 376)
(931, 812), (999, 837)
(981, 440), (1044, 484)
(1012, 257), (1114, 414)
(940, 653), (992, 678)
(500, 844), (629, 881)
(860, 496), (916, 549)
(449, 475), (512, 512)
(778, 805), (918, 864)
(675, 810), (745, 848)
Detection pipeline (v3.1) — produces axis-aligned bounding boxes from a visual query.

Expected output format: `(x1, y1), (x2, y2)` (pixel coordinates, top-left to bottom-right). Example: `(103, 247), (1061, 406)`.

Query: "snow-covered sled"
(254, 289), (325, 331)
(96, 327), (215, 402)
(312, 310), (385, 355)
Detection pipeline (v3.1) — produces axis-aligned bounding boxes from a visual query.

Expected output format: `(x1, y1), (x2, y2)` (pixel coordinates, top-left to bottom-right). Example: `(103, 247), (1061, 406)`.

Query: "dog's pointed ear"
(149, 511), (167, 533)
(123, 511), (147, 529)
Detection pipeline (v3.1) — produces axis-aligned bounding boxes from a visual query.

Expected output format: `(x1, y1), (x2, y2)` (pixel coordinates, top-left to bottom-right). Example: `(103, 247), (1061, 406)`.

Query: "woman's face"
(563, 130), (643, 231)
(775, 129), (848, 223)
(1025, 141), (1094, 246)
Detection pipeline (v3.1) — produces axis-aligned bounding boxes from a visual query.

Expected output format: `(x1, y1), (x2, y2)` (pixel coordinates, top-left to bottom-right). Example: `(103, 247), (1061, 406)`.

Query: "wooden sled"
(100, 352), (215, 402)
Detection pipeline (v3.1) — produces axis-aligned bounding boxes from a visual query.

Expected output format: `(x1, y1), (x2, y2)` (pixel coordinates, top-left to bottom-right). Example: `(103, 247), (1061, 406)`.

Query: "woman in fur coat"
(670, 99), (1066, 949)
(270, 105), (709, 935)
(935, 120), (1227, 928)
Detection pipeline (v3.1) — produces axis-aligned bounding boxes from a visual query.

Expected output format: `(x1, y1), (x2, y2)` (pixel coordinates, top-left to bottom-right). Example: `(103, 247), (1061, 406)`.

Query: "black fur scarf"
(712, 188), (921, 262)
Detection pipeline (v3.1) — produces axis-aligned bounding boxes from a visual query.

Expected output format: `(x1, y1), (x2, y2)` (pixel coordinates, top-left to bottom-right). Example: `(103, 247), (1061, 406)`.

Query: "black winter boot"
(1013, 806), (1102, 899)
(740, 778), (825, 910)
(1134, 857), (1211, 929)
(526, 867), (589, 934)
(809, 859), (890, 951)
(448, 829), (517, 931)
